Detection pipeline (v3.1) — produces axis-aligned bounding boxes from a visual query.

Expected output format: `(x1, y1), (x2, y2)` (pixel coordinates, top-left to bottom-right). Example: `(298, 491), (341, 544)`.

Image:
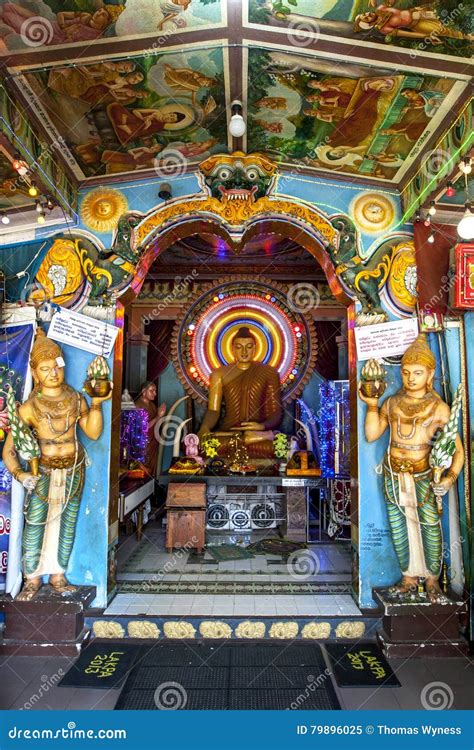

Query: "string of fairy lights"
(0, 156), (58, 226)
(414, 156), (473, 244)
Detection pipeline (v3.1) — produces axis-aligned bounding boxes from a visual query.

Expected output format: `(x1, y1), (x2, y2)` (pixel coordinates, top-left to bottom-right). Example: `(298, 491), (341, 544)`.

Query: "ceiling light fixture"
(458, 202), (474, 240)
(460, 157), (472, 175)
(0, 212), (10, 225)
(37, 211), (46, 225)
(427, 233), (435, 244)
(428, 201), (436, 216)
(158, 183), (172, 201)
(229, 100), (246, 138)
(457, 170), (474, 240)
(28, 182), (38, 197)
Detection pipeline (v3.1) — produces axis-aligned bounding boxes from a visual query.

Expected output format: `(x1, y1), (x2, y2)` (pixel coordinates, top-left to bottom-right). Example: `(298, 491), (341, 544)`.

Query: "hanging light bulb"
(0, 212), (10, 225)
(423, 217), (431, 227)
(460, 157), (472, 175)
(37, 211), (46, 224)
(446, 181), (455, 198)
(415, 209), (421, 223)
(428, 201), (436, 216)
(35, 199), (43, 213)
(427, 233), (435, 244)
(228, 100), (246, 138)
(12, 158), (28, 176)
(457, 202), (474, 240)
(28, 182), (38, 197)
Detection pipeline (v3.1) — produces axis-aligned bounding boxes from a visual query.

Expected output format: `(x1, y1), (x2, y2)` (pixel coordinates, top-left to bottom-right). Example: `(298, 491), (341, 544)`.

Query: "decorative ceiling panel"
(1, 2), (470, 193)
(0, 0), (225, 52)
(245, 45), (467, 183)
(17, 44), (230, 179)
(246, 1), (473, 60)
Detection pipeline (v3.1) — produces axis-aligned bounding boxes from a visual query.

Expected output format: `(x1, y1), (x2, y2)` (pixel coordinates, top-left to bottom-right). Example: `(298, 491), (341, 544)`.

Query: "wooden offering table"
(159, 475), (326, 543)
(165, 483), (206, 553)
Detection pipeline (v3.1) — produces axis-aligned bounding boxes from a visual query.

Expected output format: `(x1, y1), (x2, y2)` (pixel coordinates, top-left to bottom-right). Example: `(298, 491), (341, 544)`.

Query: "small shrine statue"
(183, 433), (204, 465)
(2, 331), (112, 601)
(135, 381), (165, 476)
(197, 327), (283, 457)
(359, 334), (464, 602)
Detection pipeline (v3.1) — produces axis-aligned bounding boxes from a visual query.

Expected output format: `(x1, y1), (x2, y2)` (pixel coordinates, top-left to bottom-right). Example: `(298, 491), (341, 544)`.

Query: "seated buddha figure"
(197, 327), (283, 458)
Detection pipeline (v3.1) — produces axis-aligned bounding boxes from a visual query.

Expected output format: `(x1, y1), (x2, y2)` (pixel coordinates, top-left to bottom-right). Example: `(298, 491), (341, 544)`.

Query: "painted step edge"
(85, 615), (381, 641)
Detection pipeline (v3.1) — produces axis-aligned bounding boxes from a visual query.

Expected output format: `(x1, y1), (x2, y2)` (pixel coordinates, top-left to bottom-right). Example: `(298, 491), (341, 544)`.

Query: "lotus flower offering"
(360, 358), (387, 399)
(83, 355), (112, 398)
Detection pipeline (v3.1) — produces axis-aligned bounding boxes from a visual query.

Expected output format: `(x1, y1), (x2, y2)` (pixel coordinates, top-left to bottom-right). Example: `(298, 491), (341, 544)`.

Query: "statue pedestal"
(374, 588), (469, 658)
(0, 585), (96, 656)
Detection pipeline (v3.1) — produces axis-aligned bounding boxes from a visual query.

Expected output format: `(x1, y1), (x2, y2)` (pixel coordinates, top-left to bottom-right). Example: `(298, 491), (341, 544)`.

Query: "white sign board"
(281, 478), (321, 487)
(355, 318), (419, 361)
(48, 309), (119, 357)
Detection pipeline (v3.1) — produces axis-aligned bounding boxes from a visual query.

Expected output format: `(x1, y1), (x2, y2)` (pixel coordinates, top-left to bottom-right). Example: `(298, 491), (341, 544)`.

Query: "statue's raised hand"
(358, 382), (379, 407)
(90, 382), (114, 405)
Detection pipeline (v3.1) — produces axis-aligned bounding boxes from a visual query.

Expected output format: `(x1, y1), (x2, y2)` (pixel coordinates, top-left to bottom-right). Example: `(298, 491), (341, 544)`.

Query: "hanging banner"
(355, 318), (419, 361)
(48, 308), (119, 357)
(0, 322), (35, 589)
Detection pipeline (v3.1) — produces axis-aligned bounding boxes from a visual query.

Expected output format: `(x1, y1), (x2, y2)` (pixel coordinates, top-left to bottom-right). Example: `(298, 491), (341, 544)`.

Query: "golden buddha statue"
(198, 327), (282, 458)
(359, 334), (464, 602)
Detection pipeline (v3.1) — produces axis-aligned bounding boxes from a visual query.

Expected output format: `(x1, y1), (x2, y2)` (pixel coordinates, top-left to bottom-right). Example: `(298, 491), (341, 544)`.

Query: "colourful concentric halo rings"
(173, 279), (317, 404)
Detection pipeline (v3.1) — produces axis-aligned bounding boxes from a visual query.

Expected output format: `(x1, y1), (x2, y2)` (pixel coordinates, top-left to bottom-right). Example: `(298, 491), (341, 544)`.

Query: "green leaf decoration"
(6, 387), (41, 462)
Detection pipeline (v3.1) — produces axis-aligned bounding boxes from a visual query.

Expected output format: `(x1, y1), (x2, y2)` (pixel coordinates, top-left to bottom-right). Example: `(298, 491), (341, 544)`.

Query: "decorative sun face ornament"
(350, 192), (395, 234)
(80, 188), (128, 232)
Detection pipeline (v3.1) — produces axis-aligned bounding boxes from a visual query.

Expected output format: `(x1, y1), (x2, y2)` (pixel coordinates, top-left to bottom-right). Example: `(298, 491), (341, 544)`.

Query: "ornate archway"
(124, 152), (354, 308)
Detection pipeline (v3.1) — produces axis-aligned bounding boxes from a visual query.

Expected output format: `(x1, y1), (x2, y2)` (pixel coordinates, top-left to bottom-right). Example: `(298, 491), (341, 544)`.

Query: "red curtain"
(314, 321), (340, 380)
(414, 222), (457, 315)
(145, 320), (175, 381)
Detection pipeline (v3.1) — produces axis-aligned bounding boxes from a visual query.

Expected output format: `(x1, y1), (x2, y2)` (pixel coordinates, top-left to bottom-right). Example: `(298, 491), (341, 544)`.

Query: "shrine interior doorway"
(108, 230), (358, 619)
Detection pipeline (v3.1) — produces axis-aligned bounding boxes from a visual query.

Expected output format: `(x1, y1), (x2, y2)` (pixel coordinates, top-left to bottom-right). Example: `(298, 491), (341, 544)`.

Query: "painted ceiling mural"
(1, 2), (469, 190)
(248, 1), (473, 59)
(20, 47), (228, 179)
(246, 48), (459, 182)
(0, 0), (223, 52)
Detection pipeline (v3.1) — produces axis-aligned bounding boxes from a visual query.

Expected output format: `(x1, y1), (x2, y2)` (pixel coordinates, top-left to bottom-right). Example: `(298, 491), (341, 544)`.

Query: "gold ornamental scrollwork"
(135, 196), (338, 249)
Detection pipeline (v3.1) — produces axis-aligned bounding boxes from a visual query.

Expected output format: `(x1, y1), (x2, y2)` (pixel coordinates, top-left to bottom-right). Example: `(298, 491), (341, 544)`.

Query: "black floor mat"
(115, 642), (340, 710)
(326, 642), (401, 688)
(59, 641), (141, 689)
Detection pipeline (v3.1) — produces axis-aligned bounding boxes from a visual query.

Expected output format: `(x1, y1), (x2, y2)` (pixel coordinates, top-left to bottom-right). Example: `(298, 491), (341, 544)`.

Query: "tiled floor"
(111, 519), (355, 616)
(104, 592), (362, 616)
(1, 652), (472, 711)
(116, 523), (352, 584)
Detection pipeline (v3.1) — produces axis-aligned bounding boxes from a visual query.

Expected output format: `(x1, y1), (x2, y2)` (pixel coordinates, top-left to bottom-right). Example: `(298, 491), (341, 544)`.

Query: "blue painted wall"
(60, 342), (112, 609)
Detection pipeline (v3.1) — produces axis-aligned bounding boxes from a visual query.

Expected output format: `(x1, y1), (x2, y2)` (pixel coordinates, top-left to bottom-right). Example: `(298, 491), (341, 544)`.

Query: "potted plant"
(83, 355), (112, 398)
